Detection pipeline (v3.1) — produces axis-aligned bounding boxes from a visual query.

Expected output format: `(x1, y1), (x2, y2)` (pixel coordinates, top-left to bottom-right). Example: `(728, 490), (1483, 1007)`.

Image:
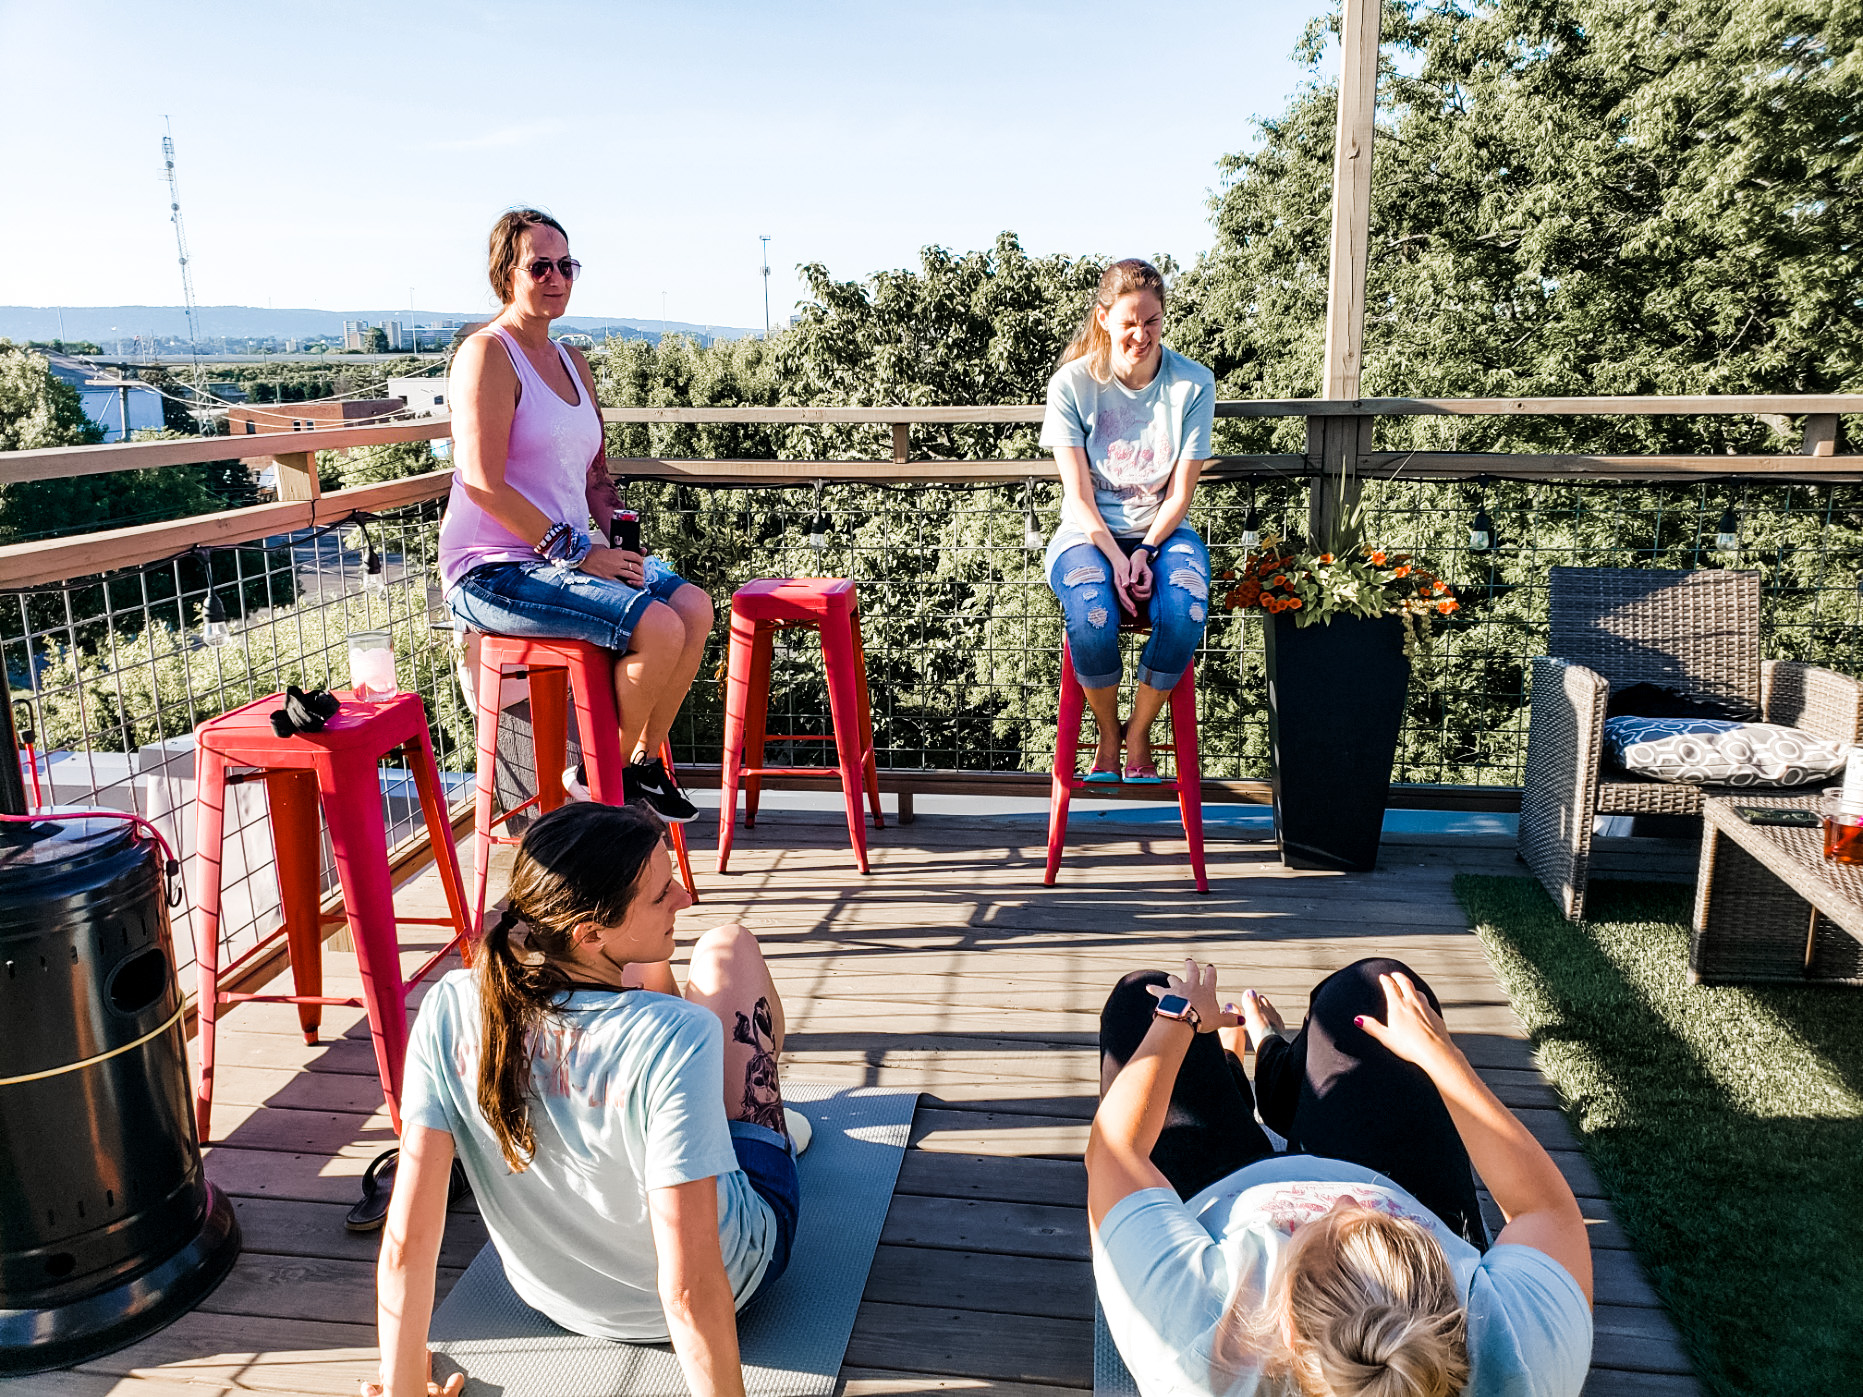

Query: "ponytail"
(1059, 258), (1168, 384)
(474, 802), (668, 1172)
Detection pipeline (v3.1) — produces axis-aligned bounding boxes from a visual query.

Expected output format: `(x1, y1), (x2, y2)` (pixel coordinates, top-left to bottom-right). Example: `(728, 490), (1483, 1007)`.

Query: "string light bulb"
(1715, 507), (1739, 553)
(202, 592), (231, 647)
(809, 481), (829, 551)
(1469, 505), (1495, 553)
(1240, 504), (1261, 550)
(1023, 480), (1043, 550)
(363, 537), (387, 594)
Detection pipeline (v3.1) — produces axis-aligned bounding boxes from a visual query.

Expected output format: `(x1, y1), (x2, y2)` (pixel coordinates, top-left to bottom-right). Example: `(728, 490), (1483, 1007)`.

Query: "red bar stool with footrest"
(471, 635), (698, 937)
(1045, 632), (1208, 893)
(717, 578), (884, 874)
(193, 690), (473, 1141)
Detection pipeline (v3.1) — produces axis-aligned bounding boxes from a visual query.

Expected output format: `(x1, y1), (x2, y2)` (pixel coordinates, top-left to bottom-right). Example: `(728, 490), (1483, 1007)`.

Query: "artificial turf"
(1452, 875), (1863, 1397)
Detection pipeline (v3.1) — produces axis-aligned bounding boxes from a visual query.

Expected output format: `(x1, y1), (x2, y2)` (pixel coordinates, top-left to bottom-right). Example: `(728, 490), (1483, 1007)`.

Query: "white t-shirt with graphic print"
(1040, 346), (1215, 574)
(1093, 1155), (1592, 1397)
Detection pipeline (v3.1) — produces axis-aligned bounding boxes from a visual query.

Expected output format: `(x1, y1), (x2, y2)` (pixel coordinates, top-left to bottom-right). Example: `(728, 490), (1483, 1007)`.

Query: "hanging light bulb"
(1022, 480), (1044, 550)
(1715, 506), (1739, 553)
(202, 591), (231, 647)
(1240, 503), (1261, 550)
(363, 536), (388, 595)
(1469, 505), (1494, 552)
(809, 481), (828, 551)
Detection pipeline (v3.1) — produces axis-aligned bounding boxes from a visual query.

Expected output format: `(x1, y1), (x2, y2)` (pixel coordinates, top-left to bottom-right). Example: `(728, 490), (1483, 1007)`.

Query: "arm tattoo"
(731, 996), (786, 1133)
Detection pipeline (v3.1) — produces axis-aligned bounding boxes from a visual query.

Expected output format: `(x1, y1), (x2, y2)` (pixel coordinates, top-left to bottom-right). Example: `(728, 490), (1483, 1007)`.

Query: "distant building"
(342, 319), (370, 351)
(42, 353), (164, 442)
(386, 376), (448, 415)
(226, 397), (406, 435)
(383, 321), (406, 351)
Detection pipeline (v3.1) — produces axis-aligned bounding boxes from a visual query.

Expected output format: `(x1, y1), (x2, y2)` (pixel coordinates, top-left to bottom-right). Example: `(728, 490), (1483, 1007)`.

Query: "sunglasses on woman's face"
(522, 257), (581, 283)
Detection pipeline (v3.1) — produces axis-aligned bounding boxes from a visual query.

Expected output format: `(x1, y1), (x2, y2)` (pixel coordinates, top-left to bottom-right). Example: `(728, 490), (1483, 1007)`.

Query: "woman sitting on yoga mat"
(367, 803), (799, 1397)
(1088, 959), (1593, 1397)
(1041, 258), (1216, 783)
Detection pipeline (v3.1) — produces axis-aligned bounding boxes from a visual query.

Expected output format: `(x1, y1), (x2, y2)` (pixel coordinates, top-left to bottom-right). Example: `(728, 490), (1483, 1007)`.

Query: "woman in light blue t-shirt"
(1088, 959), (1594, 1397)
(1041, 258), (1217, 783)
(367, 804), (800, 1397)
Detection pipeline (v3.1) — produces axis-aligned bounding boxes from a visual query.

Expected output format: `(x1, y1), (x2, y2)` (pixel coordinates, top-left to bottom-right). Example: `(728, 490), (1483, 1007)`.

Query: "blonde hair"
(1059, 258), (1168, 384)
(1217, 1204), (1469, 1397)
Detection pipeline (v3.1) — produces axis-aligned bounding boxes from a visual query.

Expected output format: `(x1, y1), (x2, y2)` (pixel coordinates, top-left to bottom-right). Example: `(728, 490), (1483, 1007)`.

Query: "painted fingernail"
(1354, 1016), (1365, 1027)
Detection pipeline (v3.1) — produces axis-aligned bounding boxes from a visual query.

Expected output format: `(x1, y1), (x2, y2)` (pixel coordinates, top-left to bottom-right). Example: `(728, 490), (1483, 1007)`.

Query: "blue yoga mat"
(428, 1083), (916, 1397)
(1095, 1300), (1141, 1397)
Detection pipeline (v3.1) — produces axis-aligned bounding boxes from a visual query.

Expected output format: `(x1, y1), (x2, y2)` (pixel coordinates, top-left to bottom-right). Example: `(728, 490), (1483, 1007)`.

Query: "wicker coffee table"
(1693, 792), (1863, 985)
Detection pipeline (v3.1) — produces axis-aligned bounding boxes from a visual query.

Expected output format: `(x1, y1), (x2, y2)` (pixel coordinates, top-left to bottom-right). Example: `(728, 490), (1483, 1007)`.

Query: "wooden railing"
(1, 392), (1854, 590)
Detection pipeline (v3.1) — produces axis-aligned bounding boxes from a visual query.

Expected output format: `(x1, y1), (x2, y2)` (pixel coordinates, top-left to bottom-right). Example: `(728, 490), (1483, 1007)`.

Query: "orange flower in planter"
(1370, 551), (1387, 565)
(1433, 581), (1448, 595)
(1438, 599), (1458, 614)
(1393, 565), (1410, 578)
(1286, 596), (1303, 609)
(1270, 574), (1287, 587)
(1319, 553), (1334, 564)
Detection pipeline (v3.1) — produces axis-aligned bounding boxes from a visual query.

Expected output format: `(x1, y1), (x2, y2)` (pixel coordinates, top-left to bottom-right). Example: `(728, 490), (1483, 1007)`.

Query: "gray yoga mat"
(429, 1082), (917, 1397)
(1094, 1300), (1141, 1397)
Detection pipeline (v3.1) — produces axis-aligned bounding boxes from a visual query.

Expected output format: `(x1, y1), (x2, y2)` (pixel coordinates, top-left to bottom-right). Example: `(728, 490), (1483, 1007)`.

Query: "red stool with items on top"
(717, 577), (883, 874)
(470, 634), (698, 938)
(192, 690), (473, 1142)
(1045, 630), (1208, 893)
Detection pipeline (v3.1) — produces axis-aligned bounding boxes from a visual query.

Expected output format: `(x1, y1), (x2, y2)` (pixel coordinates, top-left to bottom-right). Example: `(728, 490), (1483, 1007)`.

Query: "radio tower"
(161, 117), (205, 396)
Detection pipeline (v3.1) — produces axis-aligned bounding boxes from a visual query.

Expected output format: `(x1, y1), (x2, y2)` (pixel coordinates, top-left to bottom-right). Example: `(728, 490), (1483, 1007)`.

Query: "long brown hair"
(1058, 258), (1168, 384)
(476, 802), (665, 1172)
(487, 208), (569, 306)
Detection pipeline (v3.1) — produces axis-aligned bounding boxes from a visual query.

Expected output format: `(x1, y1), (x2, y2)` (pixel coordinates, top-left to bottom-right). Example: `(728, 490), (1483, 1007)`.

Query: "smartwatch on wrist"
(1130, 544), (1153, 564)
(1153, 993), (1201, 1031)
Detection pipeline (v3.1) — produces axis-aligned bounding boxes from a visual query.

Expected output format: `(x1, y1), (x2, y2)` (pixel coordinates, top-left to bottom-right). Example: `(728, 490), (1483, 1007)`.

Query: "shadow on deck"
(13, 809), (1700, 1397)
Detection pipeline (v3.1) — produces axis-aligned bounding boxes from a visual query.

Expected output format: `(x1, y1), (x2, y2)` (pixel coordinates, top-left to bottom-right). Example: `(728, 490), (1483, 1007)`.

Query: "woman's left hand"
(360, 1354), (465, 1397)
(1125, 549), (1154, 604)
(1145, 959), (1239, 1032)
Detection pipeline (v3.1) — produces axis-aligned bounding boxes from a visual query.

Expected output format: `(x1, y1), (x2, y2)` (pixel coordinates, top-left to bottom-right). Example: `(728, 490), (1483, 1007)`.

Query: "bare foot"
(1091, 729), (1121, 774)
(1241, 988), (1285, 1051)
(1124, 724), (1153, 771)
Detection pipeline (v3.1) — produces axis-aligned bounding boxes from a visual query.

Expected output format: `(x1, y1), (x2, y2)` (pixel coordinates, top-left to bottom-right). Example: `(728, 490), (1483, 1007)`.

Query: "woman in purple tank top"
(438, 209), (708, 824)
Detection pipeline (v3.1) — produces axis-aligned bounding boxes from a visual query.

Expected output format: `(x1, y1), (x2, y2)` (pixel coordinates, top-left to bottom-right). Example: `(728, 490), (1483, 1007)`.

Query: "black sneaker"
(624, 756), (698, 824)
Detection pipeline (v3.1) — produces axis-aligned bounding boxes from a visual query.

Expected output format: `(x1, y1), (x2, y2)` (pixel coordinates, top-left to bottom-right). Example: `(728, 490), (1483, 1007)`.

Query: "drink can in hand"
(612, 509), (641, 554)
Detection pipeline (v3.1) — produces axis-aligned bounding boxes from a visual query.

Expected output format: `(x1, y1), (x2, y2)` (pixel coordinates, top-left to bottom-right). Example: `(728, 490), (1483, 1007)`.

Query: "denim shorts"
(445, 557), (690, 652)
(730, 1119), (801, 1297)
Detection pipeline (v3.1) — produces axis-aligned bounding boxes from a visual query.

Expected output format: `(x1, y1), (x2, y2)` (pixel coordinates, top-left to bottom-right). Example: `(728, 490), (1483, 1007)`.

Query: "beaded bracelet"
(534, 521), (593, 570)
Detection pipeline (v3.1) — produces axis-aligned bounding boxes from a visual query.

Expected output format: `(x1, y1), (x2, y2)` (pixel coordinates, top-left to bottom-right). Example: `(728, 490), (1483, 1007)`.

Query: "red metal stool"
(471, 635), (698, 936)
(718, 578), (883, 874)
(193, 691), (473, 1141)
(1045, 638), (1209, 893)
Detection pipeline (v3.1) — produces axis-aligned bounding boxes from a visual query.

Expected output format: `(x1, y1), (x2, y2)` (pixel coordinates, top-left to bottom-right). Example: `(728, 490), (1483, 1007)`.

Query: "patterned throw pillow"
(1604, 717), (1847, 787)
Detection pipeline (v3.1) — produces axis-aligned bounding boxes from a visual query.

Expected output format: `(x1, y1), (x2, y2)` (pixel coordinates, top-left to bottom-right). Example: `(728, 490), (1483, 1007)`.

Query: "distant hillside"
(0, 306), (758, 342)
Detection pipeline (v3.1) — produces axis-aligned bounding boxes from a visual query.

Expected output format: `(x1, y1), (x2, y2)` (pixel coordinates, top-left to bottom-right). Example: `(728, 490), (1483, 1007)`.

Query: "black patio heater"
(0, 685), (240, 1374)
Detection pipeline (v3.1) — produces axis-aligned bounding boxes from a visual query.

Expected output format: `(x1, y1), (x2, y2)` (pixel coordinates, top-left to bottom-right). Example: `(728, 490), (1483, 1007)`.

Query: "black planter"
(1264, 612), (1411, 872)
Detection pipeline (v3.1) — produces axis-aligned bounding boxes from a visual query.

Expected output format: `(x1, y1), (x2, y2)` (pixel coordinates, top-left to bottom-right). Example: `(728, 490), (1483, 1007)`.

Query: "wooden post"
(267, 450), (320, 501)
(892, 423), (910, 465)
(1309, 0), (1382, 548)
(1803, 414), (1842, 457)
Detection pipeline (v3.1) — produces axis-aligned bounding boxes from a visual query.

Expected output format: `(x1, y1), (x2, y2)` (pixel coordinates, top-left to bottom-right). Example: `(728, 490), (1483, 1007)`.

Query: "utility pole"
(1308, 0), (1381, 551)
(759, 236), (771, 337)
(161, 117), (206, 420)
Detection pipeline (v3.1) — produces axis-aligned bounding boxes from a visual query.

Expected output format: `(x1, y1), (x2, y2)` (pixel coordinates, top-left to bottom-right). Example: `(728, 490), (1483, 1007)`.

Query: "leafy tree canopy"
(1173, 0), (1863, 454)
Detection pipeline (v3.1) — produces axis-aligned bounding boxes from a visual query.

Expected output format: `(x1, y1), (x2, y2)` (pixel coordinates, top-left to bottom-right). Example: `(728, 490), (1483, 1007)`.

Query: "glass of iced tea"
(1820, 788), (1863, 865)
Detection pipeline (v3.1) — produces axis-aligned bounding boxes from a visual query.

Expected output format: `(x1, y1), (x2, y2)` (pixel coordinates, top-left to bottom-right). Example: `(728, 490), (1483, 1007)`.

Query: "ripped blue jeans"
(1047, 527), (1210, 690)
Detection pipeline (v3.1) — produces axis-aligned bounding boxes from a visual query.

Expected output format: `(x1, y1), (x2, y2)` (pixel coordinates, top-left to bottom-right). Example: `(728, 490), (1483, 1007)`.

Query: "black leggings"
(1098, 957), (1487, 1246)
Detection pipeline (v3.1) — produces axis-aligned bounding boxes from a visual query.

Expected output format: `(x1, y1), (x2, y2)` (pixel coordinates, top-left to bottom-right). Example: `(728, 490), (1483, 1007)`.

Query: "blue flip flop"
(1083, 765), (1123, 784)
(1122, 762), (1163, 786)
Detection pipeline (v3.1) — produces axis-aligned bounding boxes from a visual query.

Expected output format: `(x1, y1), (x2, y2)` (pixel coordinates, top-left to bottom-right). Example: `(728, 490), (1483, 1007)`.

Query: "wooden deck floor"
(16, 808), (1698, 1397)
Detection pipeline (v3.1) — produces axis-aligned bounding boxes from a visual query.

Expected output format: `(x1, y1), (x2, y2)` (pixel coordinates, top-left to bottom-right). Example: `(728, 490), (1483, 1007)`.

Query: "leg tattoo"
(732, 996), (786, 1133)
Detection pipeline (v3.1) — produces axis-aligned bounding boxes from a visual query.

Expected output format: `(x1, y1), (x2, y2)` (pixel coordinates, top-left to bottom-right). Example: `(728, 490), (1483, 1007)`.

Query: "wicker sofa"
(1517, 567), (1863, 920)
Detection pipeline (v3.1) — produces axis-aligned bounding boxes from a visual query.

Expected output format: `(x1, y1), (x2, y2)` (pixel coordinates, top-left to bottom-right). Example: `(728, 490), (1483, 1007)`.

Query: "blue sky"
(2, 0), (1332, 330)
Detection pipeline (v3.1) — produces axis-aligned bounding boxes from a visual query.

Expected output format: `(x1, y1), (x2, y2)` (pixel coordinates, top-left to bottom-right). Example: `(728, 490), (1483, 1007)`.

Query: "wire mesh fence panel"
(9, 470), (1863, 986)
(2, 499), (468, 981)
